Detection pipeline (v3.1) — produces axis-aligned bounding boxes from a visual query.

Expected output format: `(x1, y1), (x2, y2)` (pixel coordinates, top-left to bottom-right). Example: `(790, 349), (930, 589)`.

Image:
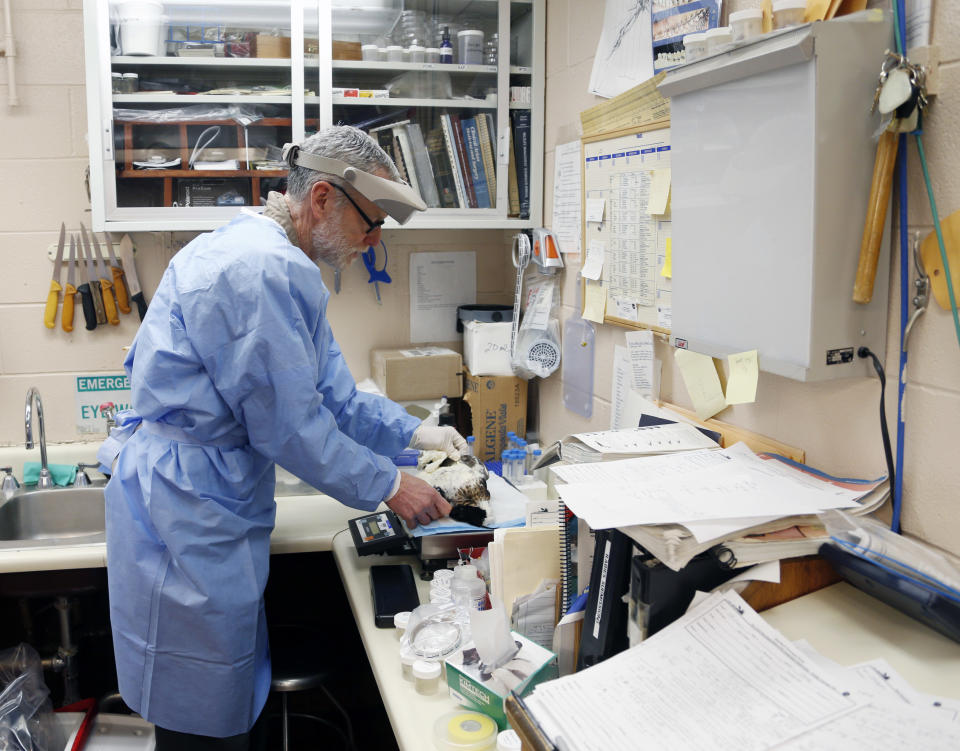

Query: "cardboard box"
(332, 40), (362, 60)
(252, 33), (291, 58)
(445, 630), (556, 730)
(463, 367), (527, 463)
(463, 320), (514, 377)
(371, 347), (463, 401)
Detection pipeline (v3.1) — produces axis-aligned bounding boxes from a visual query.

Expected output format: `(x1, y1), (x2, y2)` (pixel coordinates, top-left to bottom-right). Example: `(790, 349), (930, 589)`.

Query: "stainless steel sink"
(0, 487), (106, 548)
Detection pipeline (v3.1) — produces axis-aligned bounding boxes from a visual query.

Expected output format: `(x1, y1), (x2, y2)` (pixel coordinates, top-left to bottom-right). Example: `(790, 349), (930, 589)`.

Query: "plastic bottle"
(451, 562), (486, 611)
(400, 644), (417, 681)
(500, 451), (511, 480)
(439, 27), (453, 64)
(413, 659), (442, 695)
(465, 436), (475, 457)
(531, 449), (544, 481)
(394, 610), (411, 641)
(438, 396), (455, 427)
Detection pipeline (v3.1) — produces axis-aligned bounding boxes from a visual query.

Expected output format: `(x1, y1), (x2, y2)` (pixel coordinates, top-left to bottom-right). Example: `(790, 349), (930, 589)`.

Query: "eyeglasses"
(330, 183), (385, 235)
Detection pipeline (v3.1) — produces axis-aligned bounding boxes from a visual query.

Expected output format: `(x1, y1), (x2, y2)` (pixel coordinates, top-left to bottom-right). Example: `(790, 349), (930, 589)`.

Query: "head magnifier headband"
(281, 143), (427, 225)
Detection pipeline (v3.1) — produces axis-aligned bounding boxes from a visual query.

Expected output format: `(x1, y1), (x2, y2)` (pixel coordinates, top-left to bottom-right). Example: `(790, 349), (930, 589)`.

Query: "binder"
(576, 528), (635, 670)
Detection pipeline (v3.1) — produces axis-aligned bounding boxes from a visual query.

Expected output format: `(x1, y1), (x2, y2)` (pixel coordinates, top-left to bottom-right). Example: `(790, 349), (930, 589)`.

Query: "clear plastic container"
(425, 47), (440, 64)
(413, 659), (442, 695)
(400, 645), (417, 682)
(457, 29), (484, 65)
(772, 0), (806, 29)
(361, 43), (382, 61)
(451, 563), (486, 611)
(704, 26), (733, 54)
(497, 729), (522, 751)
(394, 610), (411, 640)
(432, 568), (454, 586)
(729, 9), (763, 42)
(464, 436), (475, 456)
(385, 45), (404, 62)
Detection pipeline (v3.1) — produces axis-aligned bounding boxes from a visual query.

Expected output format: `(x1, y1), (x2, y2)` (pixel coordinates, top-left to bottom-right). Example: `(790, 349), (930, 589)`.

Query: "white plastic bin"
(116, 0), (164, 56)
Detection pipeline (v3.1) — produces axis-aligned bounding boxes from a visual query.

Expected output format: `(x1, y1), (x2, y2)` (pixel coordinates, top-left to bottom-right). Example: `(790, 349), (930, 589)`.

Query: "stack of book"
(363, 110), (531, 217)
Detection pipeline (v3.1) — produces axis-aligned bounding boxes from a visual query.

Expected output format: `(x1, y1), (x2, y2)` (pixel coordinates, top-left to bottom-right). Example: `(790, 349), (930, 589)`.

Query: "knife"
(79, 226), (107, 325)
(118, 234), (148, 320)
(62, 235), (77, 333)
(83, 223), (119, 325)
(102, 231), (131, 314)
(43, 223), (66, 329)
(75, 236), (98, 331)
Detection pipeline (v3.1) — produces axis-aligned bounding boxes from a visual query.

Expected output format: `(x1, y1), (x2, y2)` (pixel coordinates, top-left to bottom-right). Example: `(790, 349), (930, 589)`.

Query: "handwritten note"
(582, 239), (605, 280)
(583, 280), (607, 323)
(725, 350), (759, 405)
(649, 169), (671, 215)
(625, 330), (656, 397)
(674, 348), (726, 420)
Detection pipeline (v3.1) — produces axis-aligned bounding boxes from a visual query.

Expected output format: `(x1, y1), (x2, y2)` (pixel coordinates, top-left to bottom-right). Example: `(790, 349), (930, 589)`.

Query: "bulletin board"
(579, 124), (672, 333)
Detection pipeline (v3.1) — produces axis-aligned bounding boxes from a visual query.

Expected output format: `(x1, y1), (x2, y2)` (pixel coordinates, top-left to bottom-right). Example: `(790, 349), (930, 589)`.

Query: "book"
(403, 122), (440, 208)
(476, 113), (497, 206)
(449, 114), (478, 208)
(440, 114), (468, 209)
(507, 128), (521, 216)
(425, 128), (459, 208)
(391, 123), (420, 197)
(460, 116), (491, 209)
(511, 109), (531, 219)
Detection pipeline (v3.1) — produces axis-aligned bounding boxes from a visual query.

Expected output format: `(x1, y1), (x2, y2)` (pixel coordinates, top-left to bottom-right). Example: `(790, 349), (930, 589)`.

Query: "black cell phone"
(370, 564), (420, 628)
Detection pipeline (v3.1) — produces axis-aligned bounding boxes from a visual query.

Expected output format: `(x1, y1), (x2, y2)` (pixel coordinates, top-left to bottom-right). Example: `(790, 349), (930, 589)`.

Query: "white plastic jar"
(772, 0), (806, 29)
(393, 610), (410, 640)
(729, 9), (763, 42)
(407, 44), (426, 63)
(497, 729), (522, 751)
(704, 26), (733, 55)
(361, 43), (382, 61)
(425, 47), (440, 64)
(432, 568), (454, 586)
(457, 30), (484, 65)
(385, 44), (404, 62)
(413, 660), (442, 695)
(451, 563), (486, 611)
(400, 645), (417, 682)
(682, 32), (708, 62)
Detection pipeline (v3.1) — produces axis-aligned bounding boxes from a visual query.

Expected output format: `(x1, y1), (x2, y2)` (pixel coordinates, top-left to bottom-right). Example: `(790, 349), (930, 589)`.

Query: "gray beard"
(309, 216), (362, 270)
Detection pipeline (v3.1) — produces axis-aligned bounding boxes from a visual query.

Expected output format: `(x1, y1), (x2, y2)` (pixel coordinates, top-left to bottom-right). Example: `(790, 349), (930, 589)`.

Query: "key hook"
(362, 241), (391, 284)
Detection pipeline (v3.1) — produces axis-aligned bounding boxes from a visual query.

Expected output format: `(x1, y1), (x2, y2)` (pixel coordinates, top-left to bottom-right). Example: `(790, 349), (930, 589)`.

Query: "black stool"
(269, 625), (353, 751)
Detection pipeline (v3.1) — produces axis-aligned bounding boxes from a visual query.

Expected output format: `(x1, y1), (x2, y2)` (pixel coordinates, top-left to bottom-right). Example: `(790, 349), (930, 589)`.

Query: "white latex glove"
(409, 425), (468, 461)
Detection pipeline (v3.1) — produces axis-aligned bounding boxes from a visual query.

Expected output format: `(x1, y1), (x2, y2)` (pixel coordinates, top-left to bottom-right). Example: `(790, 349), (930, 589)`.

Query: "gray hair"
(285, 125), (400, 202)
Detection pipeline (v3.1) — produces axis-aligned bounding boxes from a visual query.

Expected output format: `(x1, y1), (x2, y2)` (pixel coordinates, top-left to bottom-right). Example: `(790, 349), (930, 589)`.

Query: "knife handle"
(62, 285), (76, 332)
(78, 283), (97, 330)
(112, 267), (131, 314)
(90, 280), (107, 325)
(131, 291), (148, 321)
(44, 280), (62, 329)
(100, 278), (120, 325)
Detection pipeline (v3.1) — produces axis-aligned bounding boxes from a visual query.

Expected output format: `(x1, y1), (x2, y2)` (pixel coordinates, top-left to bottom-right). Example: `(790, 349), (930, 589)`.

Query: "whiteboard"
(580, 125), (672, 331)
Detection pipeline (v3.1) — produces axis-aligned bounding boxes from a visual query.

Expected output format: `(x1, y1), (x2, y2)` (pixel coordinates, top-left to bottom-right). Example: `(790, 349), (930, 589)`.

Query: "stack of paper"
(552, 443), (887, 571)
(559, 422), (719, 464)
(524, 590), (960, 750)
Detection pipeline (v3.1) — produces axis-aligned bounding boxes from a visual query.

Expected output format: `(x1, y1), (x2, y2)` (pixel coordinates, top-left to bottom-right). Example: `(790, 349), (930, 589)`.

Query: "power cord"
(858, 347), (898, 530)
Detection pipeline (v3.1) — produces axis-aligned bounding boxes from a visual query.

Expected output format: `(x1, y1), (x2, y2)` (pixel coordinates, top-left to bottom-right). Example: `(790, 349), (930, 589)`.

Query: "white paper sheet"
(585, 197), (606, 223)
(552, 447), (726, 485)
(588, 0), (654, 99)
(624, 329), (655, 395)
(610, 345), (649, 431)
(552, 141), (583, 255)
(526, 591), (866, 751)
(573, 422), (718, 454)
(409, 251), (476, 343)
(582, 239), (605, 280)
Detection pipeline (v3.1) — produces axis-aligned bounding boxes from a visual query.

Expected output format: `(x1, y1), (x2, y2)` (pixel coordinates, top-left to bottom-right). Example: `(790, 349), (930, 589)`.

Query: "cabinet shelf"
(112, 56), (294, 69)
(120, 170), (287, 178)
(114, 94), (295, 104)
(328, 96), (496, 109)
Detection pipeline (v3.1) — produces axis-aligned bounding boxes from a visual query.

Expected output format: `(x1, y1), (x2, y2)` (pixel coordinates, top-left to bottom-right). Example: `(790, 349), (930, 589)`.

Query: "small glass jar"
(394, 610), (410, 640)
(407, 44), (426, 63)
(704, 26), (733, 55)
(772, 0), (806, 30)
(111, 72), (124, 94)
(385, 45), (404, 62)
(412, 660), (441, 695)
(729, 9), (763, 42)
(400, 645), (417, 682)
(121, 72), (139, 93)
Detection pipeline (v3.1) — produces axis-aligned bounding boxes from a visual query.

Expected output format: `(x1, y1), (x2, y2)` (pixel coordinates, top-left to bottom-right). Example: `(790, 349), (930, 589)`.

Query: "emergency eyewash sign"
(75, 374), (131, 433)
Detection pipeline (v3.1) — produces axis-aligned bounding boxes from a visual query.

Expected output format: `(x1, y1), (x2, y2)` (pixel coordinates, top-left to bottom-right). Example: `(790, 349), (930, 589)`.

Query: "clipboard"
(505, 693), (557, 751)
(579, 122), (673, 333)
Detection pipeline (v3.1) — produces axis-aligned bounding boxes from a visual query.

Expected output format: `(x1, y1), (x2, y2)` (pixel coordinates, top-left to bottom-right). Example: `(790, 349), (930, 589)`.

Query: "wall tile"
(0, 86), (77, 158)
(0, 160), (91, 233)
(7, 9), (85, 87)
(545, 0), (568, 76)
(566, 0), (605, 68)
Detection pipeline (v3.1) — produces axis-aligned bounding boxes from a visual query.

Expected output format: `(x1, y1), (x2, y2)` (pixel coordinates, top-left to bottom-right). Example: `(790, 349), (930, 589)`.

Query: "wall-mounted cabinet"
(83, 0), (544, 232)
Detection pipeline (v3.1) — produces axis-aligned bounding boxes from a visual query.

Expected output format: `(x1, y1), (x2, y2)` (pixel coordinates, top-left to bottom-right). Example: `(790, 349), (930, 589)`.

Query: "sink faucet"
(25, 388), (54, 490)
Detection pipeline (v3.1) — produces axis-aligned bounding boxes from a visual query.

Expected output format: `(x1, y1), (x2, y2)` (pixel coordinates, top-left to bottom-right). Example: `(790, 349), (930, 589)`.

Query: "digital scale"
(348, 510), (494, 579)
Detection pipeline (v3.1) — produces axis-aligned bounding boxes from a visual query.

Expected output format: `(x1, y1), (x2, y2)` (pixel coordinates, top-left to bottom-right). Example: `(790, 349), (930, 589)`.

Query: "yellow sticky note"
(661, 237), (672, 278)
(725, 350), (759, 405)
(583, 280), (607, 323)
(674, 349), (726, 420)
(649, 169), (671, 215)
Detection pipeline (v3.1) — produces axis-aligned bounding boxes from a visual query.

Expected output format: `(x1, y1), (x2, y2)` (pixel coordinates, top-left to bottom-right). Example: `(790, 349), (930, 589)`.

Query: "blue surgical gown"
(105, 211), (419, 737)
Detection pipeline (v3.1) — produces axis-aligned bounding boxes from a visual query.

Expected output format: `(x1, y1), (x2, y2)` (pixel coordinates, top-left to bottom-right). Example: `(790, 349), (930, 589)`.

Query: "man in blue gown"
(103, 126), (464, 748)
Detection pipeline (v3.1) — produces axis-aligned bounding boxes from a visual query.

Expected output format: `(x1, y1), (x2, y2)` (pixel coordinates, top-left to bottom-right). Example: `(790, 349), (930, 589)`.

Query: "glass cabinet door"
(89, 0), (304, 230)
(316, 0), (533, 226)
